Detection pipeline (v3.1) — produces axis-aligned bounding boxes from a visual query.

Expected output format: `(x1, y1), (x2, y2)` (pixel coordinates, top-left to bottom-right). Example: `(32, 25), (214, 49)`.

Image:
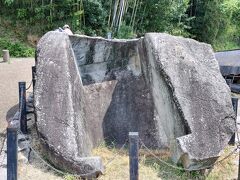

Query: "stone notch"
(35, 31), (235, 173)
(70, 35), (161, 148)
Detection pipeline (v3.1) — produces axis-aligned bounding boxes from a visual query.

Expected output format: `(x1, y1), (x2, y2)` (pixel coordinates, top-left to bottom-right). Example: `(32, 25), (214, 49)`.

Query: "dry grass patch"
(91, 144), (238, 180)
(18, 131), (238, 180)
(205, 146), (238, 180)
(92, 144), (161, 180)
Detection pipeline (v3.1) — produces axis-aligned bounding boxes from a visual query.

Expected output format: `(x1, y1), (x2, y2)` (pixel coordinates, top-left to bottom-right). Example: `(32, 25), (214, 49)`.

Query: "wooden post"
(18, 82), (27, 134)
(229, 97), (238, 145)
(2, 50), (10, 62)
(7, 127), (18, 180)
(129, 132), (139, 180)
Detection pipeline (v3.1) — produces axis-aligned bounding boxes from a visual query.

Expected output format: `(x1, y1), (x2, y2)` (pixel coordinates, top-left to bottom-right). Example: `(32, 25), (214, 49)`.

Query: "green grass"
(214, 40), (240, 51)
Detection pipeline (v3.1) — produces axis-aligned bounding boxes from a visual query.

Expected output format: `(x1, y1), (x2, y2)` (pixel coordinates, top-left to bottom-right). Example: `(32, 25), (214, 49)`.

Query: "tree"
(135, 0), (190, 36)
(190, 0), (228, 44)
(0, 0), (239, 50)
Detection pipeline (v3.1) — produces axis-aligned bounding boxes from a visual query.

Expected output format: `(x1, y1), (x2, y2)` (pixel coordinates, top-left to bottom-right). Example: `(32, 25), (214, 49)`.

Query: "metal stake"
(129, 132), (139, 180)
(7, 127), (18, 180)
(18, 82), (27, 134)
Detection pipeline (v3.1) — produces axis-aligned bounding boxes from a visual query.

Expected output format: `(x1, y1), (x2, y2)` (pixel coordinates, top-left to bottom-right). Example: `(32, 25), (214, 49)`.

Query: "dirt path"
(0, 58), (63, 180)
(0, 58), (34, 179)
(0, 58), (34, 132)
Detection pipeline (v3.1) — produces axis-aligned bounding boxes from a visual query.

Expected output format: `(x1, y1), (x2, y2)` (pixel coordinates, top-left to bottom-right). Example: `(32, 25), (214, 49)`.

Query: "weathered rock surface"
(70, 36), (162, 147)
(35, 31), (235, 173)
(35, 31), (103, 177)
(144, 33), (235, 169)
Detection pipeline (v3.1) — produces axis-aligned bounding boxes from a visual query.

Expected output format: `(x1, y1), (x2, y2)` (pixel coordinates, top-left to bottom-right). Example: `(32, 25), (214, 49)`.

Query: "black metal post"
(18, 82), (27, 134)
(35, 49), (37, 64)
(232, 97), (238, 116)
(239, 150), (240, 180)
(229, 97), (238, 145)
(129, 132), (139, 180)
(32, 66), (36, 89)
(231, 98), (240, 180)
(7, 127), (18, 180)
(226, 79), (232, 87)
(239, 146), (240, 180)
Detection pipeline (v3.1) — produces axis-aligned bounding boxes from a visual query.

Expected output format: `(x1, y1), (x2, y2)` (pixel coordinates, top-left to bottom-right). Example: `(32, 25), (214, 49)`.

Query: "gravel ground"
(0, 58), (34, 133)
(0, 58), (34, 179)
(0, 58), (63, 180)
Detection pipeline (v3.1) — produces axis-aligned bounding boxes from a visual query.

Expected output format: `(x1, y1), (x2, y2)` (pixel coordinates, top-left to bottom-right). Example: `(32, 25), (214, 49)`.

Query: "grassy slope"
(0, 17), (35, 57)
(0, 17), (27, 44)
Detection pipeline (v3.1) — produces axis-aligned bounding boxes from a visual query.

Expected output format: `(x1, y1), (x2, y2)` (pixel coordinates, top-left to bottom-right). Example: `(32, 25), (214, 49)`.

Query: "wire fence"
(140, 138), (239, 172)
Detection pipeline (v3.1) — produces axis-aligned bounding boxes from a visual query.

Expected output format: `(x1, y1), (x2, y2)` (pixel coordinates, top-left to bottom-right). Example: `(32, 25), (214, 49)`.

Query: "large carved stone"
(35, 32), (103, 177)
(35, 31), (235, 175)
(144, 33), (235, 169)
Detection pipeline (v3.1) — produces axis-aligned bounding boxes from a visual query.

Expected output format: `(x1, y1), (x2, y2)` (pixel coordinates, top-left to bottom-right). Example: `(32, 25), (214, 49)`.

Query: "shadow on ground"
(6, 104), (18, 121)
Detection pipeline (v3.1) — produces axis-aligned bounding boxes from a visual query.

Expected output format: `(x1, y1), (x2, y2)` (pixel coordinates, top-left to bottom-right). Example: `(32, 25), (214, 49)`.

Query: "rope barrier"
(30, 147), (99, 177)
(31, 137), (129, 177)
(104, 140), (128, 168)
(17, 130), (102, 178)
(13, 126), (240, 178)
(26, 81), (33, 91)
(17, 123), (240, 176)
(139, 138), (239, 172)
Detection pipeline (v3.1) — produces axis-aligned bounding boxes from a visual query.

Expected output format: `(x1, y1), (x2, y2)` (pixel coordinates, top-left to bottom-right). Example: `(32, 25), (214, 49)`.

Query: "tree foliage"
(188, 0), (240, 49)
(0, 0), (239, 50)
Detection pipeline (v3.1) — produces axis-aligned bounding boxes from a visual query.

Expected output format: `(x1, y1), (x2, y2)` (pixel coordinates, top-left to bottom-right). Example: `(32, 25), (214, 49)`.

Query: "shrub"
(116, 22), (136, 39)
(0, 38), (34, 57)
